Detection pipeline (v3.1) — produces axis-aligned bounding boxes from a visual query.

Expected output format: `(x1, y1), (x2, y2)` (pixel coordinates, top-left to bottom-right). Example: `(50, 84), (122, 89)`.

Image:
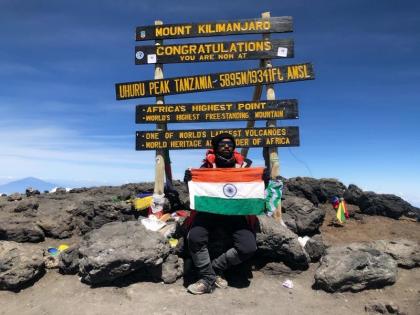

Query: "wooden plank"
(153, 20), (167, 195)
(135, 39), (294, 65)
(136, 126), (299, 150)
(136, 17), (292, 41)
(136, 99), (298, 123)
(116, 62), (314, 100)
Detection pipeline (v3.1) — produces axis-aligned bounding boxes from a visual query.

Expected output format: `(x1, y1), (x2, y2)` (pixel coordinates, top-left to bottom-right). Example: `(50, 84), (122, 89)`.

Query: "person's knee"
(235, 236), (257, 260)
(187, 226), (208, 253)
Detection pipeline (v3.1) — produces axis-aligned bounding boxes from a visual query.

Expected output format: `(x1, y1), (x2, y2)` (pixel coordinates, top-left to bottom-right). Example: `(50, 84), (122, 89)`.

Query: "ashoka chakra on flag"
(188, 168), (265, 215)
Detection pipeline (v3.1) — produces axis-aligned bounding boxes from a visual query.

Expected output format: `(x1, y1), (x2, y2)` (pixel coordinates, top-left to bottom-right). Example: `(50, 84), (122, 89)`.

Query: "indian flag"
(188, 168), (265, 215)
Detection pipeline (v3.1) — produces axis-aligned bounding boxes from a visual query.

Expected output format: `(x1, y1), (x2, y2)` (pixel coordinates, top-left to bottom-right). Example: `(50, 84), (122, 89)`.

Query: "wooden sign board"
(116, 63), (314, 100)
(136, 99), (298, 123)
(136, 17), (292, 41)
(136, 126), (299, 150)
(135, 39), (293, 65)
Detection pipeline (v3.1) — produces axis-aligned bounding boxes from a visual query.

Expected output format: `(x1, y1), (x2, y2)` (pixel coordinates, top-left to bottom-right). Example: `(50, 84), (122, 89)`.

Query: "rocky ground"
(0, 177), (419, 314)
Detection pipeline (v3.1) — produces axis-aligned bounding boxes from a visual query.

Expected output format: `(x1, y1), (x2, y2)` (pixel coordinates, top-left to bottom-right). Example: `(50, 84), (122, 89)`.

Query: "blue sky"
(0, 0), (419, 206)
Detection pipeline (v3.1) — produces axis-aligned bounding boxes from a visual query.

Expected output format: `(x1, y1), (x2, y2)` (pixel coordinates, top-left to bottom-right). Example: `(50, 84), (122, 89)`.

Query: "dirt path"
(0, 264), (419, 315)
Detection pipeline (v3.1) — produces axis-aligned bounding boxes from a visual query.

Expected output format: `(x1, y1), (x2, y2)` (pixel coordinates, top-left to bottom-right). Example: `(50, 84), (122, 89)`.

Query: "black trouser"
(187, 212), (257, 285)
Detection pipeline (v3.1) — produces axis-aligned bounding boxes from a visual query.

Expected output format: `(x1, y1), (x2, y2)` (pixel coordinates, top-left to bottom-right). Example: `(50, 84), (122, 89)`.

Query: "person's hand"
(183, 169), (192, 183)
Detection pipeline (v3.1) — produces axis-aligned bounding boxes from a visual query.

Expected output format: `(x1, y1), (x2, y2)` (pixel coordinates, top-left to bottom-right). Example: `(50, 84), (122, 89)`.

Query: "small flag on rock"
(336, 198), (349, 223)
(188, 168), (265, 215)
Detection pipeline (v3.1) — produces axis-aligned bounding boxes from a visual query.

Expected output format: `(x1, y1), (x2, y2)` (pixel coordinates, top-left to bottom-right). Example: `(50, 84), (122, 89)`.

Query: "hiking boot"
(187, 279), (214, 295)
(215, 275), (228, 289)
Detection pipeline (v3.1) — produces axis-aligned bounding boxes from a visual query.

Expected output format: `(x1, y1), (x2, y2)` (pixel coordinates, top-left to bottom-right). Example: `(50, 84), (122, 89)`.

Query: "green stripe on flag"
(194, 196), (265, 215)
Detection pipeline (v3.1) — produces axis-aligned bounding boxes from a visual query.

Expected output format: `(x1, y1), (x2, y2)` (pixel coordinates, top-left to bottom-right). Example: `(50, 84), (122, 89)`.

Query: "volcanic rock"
(358, 192), (416, 219)
(285, 177), (346, 205)
(256, 216), (310, 270)
(78, 221), (171, 285)
(58, 245), (80, 275)
(304, 234), (326, 262)
(344, 184), (364, 205)
(0, 218), (45, 242)
(161, 254), (183, 284)
(314, 243), (397, 292)
(13, 199), (39, 213)
(0, 241), (45, 291)
(368, 240), (420, 269)
(282, 196), (326, 235)
(7, 193), (22, 202)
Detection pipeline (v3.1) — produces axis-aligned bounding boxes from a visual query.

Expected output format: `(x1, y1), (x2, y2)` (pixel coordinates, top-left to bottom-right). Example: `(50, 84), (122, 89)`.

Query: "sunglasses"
(218, 141), (234, 148)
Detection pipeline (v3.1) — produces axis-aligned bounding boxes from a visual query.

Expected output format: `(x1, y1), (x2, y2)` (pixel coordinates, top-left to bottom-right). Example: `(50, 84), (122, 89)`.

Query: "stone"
(78, 221), (171, 285)
(259, 262), (302, 276)
(0, 218), (45, 242)
(256, 216), (310, 270)
(25, 188), (40, 197)
(161, 254), (183, 284)
(304, 234), (326, 262)
(358, 192), (416, 219)
(7, 193), (22, 202)
(365, 302), (406, 315)
(58, 245), (80, 275)
(36, 213), (74, 239)
(314, 243), (398, 292)
(13, 200), (39, 213)
(371, 239), (420, 269)
(282, 196), (326, 235)
(285, 177), (346, 205)
(344, 184), (364, 205)
(0, 241), (45, 291)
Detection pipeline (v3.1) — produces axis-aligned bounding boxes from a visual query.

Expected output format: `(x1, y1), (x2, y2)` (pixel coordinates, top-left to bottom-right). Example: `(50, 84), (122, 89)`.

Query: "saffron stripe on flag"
(191, 167), (264, 183)
(194, 196), (265, 215)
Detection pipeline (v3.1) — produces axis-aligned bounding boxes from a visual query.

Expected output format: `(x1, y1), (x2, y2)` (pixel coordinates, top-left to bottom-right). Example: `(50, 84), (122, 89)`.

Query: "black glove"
(244, 158), (252, 168)
(262, 168), (270, 186)
(183, 169), (192, 183)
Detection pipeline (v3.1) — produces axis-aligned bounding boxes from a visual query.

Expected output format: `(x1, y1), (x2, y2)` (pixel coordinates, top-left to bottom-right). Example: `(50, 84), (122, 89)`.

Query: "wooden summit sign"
(135, 39), (294, 64)
(136, 126), (299, 150)
(136, 99), (298, 123)
(116, 63), (314, 100)
(136, 17), (292, 41)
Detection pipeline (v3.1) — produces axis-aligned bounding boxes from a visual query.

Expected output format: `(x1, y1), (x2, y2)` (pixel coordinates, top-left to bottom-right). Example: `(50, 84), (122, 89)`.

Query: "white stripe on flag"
(189, 181), (264, 209)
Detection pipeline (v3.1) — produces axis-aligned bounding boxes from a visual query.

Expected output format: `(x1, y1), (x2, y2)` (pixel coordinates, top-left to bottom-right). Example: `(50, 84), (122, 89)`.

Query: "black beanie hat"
(211, 132), (236, 151)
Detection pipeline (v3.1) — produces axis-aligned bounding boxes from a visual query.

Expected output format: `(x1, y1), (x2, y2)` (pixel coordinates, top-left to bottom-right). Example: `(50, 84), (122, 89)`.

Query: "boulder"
(343, 184), (364, 205)
(0, 241), (45, 291)
(71, 200), (136, 235)
(371, 239), (420, 269)
(285, 177), (346, 205)
(358, 192), (416, 219)
(7, 193), (22, 202)
(256, 216), (310, 270)
(0, 218), (45, 242)
(161, 254), (183, 284)
(314, 243), (397, 292)
(78, 221), (171, 285)
(365, 302), (406, 315)
(282, 196), (326, 235)
(36, 213), (74, 239)
(25, 188), (40, 197)
(58, 245), (80, 274)
(304, 234), (326, 262)
(13, 199), (39, 213)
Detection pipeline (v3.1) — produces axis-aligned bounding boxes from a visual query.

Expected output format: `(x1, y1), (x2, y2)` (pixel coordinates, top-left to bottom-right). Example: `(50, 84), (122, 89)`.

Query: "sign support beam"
(153, 20), (172, 197)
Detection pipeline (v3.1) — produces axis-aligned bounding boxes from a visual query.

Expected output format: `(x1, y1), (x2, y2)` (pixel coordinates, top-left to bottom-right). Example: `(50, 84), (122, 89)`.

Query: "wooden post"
(153, 20), (167, 195)
(261, 12), (282, 222)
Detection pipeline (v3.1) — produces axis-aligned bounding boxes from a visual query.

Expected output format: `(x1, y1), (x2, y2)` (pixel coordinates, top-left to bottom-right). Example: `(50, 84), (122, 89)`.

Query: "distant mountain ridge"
(0, 177), (57, 194)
